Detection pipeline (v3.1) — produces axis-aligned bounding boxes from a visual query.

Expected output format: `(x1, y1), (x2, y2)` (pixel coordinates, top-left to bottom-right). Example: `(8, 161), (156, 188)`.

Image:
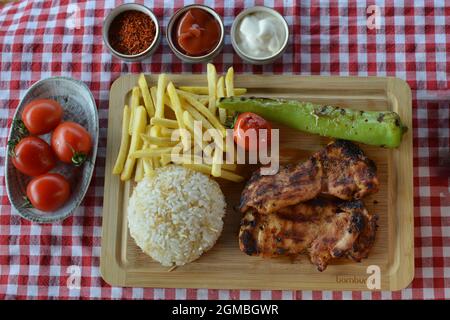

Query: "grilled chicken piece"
(239, 198), (378, 271)
(240, 140), (379, 214)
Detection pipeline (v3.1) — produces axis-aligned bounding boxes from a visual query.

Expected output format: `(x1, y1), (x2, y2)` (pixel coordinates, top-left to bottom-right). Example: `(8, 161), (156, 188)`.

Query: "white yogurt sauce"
(236, 12), (286, 59)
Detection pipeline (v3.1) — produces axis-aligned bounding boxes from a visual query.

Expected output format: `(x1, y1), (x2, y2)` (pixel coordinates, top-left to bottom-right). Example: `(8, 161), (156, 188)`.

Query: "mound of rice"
(127, 165), (226, 266)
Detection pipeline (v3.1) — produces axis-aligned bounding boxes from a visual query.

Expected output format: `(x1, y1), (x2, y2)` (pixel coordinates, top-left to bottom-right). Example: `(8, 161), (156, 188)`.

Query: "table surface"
(0, 0), (448, 300)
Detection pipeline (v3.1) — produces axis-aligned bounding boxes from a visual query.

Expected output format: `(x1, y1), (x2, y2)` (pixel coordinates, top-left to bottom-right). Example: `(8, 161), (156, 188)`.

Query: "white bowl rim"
(230, 6), (290, 61)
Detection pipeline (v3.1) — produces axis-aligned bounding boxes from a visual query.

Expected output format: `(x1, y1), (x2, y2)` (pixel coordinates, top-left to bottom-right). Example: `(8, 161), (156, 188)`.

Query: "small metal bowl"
(166, 4), (224, 63)
(102, 3), (160, 62)
(231, 6), (289, 65)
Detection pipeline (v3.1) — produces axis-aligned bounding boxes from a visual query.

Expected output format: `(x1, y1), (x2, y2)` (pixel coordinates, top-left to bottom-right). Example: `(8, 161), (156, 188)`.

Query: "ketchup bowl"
(167, 5), (224, 63)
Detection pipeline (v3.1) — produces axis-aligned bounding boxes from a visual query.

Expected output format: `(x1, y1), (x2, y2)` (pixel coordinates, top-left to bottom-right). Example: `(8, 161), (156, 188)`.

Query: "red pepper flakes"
(108, 10), (156, 55)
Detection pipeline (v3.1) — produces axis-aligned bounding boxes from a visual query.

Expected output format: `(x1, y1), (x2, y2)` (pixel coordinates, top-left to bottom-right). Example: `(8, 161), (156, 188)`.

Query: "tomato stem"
(20, 196), (33, 209)
(13, 119), (29, 137)
(225, 113), (239, 129)
(7, 140), (18, 157)
(65, 142), (88, 166)
(72, 152), (87, 166)
(8, 120), (29, 157)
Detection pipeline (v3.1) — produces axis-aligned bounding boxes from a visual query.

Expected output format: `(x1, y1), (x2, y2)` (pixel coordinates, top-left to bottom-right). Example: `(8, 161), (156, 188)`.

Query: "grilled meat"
(239, 198), (378, 271)
(240, 140), (379, 214)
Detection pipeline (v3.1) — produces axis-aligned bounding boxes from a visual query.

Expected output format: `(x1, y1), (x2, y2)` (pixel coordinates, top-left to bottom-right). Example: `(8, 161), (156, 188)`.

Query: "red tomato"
(26, 173), (70, 212)
(233, 112), (272, 151)
(11, 136), (56, 176)
(51, 122), (92, 166)
(21, 99), (63, 135)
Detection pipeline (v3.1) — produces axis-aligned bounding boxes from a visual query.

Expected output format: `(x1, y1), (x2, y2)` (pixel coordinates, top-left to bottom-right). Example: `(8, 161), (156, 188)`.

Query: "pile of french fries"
(112, 64), (247, 183)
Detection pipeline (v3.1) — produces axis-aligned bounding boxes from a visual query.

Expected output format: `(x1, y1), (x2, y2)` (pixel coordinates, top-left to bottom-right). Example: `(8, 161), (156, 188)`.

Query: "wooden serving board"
(101, 74), (413, 291)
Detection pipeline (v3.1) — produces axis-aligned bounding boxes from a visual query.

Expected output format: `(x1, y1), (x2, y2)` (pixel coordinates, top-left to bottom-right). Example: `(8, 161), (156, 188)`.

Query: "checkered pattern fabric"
(0, 0), (448, 300)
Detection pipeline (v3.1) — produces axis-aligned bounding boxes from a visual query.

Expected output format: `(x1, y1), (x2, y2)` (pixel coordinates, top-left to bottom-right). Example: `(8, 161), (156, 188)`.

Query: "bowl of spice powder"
(103, 3), (160, 61)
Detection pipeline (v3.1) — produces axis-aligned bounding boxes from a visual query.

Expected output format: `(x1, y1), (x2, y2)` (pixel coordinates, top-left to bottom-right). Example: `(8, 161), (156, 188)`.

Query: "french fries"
(183, 163), (243, 183)
(131, 147), (173, 158)
(149, 125), (162, 168)
(217, 76), (227, 124)
(211, 139), (222, 177)
(140, 134), (179, 147)
(160, 127), (175, 137)
(143, 158), (153, 175)
(121, 106), (147, 181)
(155, 74), (167, 118)
(183, 110), (204, 150)
(207, 63), (217, 114)
(112, 105), (131, 174)
(198, 96), (209, 106)
(138, 74), (155, 117)
(225, 67), (235, 98)
(160, 154), (172, 166)
(129, 87), (141, 135)
(113, 64), (246, 183)
(183, 104), (214, 130)
(150, 86), (157, 108)
(151, 87), (173, 109)
(151, 117), (178, 129)
(135, 158), (144, 181)
(153, 158), (161, 168)
(167, 82), (190, 150)
(171, 153), (237, 171)
(177, 90), (226, 136)
(178, 86), (246, 96)
(225, 67), (236, 119)
(142, 125), (153, 175)
(182, 110), (195, 132)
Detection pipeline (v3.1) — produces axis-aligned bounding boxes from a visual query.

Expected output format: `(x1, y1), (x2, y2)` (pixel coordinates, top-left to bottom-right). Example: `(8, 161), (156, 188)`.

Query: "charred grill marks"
(239, 198), (378, 271)
(239, 140), (379, 214)
(238, 141), (379, 271)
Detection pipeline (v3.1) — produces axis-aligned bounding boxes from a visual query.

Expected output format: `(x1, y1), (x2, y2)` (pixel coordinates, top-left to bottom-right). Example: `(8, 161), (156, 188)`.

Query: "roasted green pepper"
(218, 97), (407, 148)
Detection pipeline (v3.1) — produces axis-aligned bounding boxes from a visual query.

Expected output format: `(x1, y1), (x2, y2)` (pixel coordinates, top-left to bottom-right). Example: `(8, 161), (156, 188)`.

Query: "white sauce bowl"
(231, 6), (289, 65)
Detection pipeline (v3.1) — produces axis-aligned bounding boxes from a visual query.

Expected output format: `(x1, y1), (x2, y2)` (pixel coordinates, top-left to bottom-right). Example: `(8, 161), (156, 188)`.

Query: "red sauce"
(174, 8), (220, 56)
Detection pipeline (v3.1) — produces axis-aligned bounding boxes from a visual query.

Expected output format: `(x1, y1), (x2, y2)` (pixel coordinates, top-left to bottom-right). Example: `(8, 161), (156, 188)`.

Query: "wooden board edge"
(123, 73), (391, 89)
(386, 77), (414, 291)
(99, 76), (133, 287)
(100, 244), (127, 287)
(118, 271), (379, 291)
(110, 74), (137, 92)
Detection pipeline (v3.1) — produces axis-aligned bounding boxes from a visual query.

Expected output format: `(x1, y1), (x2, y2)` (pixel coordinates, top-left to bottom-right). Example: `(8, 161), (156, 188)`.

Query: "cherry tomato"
(51, 122), (92, 166)
(233, 112), (272, 151)
(11, 136), (56, 176)
(26, 173), (70, 212)
(21, 99), (63, 135)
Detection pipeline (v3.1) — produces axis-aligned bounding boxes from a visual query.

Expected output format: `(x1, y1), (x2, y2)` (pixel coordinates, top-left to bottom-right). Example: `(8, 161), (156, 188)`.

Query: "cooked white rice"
(127, 165), (226, 266)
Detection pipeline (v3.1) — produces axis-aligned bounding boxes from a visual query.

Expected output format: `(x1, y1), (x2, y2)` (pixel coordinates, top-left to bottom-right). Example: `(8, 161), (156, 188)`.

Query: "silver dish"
(231, 6), (289, 65)
(5, 77), (98, 223)
(102, 3), (161, 62)
(166, 4), (225, 63)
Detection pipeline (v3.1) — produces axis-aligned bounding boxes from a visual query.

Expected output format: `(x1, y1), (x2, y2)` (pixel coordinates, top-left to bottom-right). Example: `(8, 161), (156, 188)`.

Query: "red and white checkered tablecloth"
(0, 0), (448, 300)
